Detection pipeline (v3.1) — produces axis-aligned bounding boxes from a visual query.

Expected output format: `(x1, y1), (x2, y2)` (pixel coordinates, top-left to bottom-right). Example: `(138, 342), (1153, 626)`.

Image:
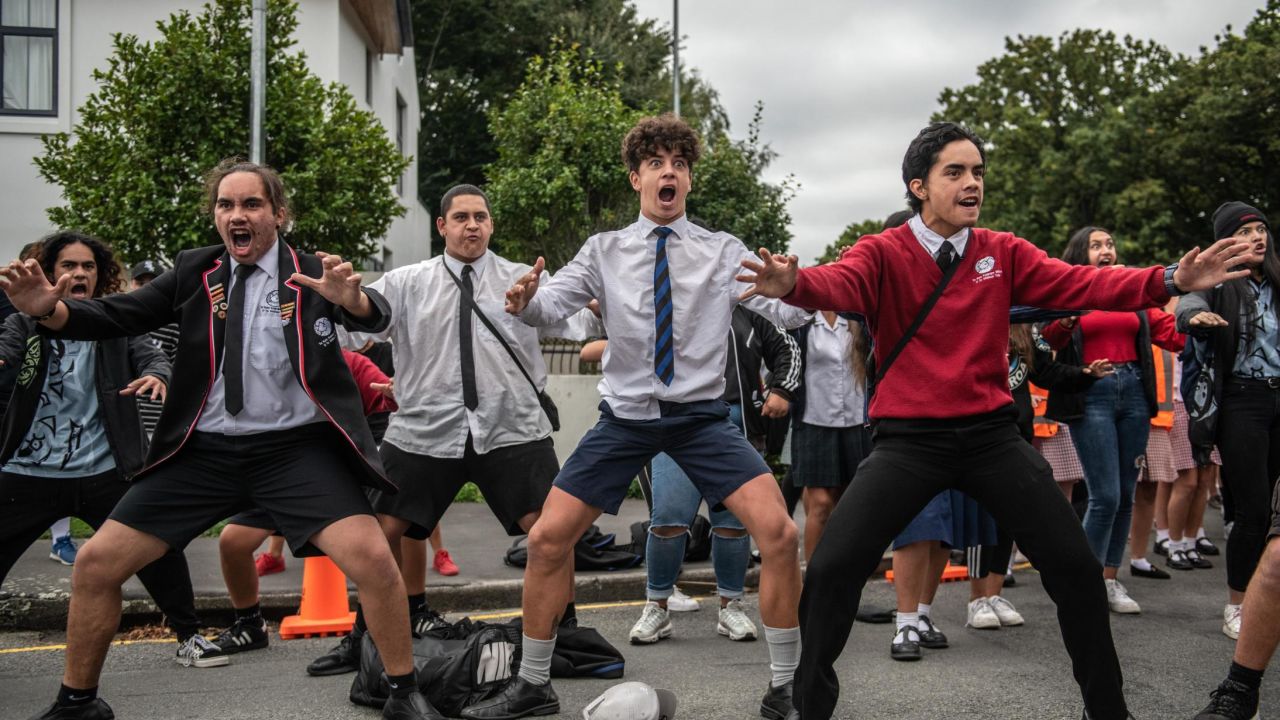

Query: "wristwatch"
(1163, 263), (1185, 297)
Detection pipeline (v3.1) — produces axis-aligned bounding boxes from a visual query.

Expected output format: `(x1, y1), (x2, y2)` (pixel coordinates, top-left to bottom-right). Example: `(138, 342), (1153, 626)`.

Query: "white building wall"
(0, 0), (429, 267)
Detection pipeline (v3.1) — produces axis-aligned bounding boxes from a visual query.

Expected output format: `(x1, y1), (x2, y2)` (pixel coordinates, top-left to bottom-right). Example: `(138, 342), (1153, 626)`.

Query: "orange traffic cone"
(884, 562), (971, 584)
(278, 556), (356, 639)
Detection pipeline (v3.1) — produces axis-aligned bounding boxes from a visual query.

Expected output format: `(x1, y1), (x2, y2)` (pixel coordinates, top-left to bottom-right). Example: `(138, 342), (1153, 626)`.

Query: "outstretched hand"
(1172, 238), (1254, 293)
(290, 252), (370, 317)
(506, 257), (545, 314)
(737, 248), (800, 301)
(0, 258), (69, 318)
(121, 375), (168, 402)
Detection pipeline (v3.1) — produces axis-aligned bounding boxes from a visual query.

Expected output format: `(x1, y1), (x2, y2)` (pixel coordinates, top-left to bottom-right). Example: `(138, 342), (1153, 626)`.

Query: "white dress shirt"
(908, 213), (970, 259)
(802, 314), (866, 427)
(519, 215), (812, 420)
(347, 250), (586, 458)
(198, 240), (324, 435)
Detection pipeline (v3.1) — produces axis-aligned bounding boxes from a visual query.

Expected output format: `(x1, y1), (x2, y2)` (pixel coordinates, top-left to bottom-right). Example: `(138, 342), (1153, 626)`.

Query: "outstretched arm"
(510, 245), (600, 327)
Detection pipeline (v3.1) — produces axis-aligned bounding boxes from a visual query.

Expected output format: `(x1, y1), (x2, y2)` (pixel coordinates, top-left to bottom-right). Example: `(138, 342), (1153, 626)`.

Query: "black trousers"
(0, 469), (200, 636)
(795, 407), (1126, 720)
(1217, 379), (1280, 592)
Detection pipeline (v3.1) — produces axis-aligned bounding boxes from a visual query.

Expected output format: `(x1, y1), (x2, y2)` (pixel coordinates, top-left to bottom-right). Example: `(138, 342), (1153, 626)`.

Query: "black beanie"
(1212, 201), (1270, 241)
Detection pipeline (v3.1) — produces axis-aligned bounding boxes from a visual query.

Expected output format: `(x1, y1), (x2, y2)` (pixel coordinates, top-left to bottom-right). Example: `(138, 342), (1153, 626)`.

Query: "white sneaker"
(1223, 604), (1243, 640)
(986, 595), (1025, 626)
(716, 598), (758, 641)
(966, 597), (1001, 629)
(666, 586), (700, 613)
(629, 601), (672, 644)
(1105, 579), (1141, 614)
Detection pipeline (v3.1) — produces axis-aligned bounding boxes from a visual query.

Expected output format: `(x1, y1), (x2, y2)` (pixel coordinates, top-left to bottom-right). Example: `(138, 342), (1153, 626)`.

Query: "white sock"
(1196, 528), (1207, 540)
(1176, 539), (1192, 553)
(1155, 528), (1170, 543)
(1131, 557), (1153, 571)
(517, 633), (555, 686)
(896, 611), (919, 633)
(763, 625), (800, 689)
(916, 602), (932, 619)
(1227, 603), (1242, 613)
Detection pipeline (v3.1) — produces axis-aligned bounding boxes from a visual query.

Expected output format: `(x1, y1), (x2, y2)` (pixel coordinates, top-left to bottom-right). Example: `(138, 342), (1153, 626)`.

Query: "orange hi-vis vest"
(1151, 345), (1175, 429)
(1031, 382), (1058, 438)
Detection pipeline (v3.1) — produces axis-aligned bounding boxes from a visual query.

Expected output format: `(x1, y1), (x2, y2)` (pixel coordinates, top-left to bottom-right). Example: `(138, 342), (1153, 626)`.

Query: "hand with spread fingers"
(506, 257), (545, 314)
(289, 251), (372, 318)
(121, 375), (168, 403)
(1172, 237), (1256, 292)
(1188, 311), (1229, 329)
(737, 248), (800, 301)
(0, 258), (69, 319)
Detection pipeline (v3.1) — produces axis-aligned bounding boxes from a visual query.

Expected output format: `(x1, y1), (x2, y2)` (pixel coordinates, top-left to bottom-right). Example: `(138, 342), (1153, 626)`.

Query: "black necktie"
(459, 265), (478, 411)
(224, 263), (257, 415)
(935, 240), (957, 272)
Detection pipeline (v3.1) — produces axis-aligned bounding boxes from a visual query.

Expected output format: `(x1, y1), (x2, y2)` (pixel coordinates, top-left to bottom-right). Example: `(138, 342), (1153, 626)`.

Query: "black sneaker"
(890, 627), (922, 661)
(26, 699), (114, 720)
(1187, 548), (1215, 569)
(175, 634), (229, 668)
(760, 680), (798, 720)
(1167, 549), (1195, 571)
(307, 630), (362, 676)
(214, 616), (269, 655)
(1194, 678), (1260, 719)
(1197, 537), (1222, 556)
(916, 615), (949, 649)
(458, 676), (559, 719)
(412, 608), (448, 637)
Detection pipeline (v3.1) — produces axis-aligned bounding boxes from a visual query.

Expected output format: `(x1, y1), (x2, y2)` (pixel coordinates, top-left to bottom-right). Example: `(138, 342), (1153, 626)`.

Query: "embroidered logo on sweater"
(314, 317), (336, 347)
(973, 255), (1002, 283)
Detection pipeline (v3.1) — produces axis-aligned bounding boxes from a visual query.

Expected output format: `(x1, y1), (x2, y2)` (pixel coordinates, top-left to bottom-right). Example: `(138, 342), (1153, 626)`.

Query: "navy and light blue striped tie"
(653, 226), (675, 386)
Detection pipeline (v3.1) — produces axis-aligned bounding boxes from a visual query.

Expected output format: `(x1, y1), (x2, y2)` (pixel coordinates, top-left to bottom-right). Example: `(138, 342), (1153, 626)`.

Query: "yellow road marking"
(0, 638), (173, 655)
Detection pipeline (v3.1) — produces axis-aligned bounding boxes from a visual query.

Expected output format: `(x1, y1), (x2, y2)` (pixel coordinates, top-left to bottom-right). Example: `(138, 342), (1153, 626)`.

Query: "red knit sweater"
(1041, 309), (1184, 362)
(785, 224), (1170, 420)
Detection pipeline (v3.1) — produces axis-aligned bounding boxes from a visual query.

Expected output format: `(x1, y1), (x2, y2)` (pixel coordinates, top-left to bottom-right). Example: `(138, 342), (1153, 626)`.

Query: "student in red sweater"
(1040, 228), (1185, 614)
(738, 121), (1251, 720)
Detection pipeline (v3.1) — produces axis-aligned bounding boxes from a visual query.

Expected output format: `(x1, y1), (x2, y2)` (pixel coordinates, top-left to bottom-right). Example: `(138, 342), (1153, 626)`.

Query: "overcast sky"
(628, 1), (1265, 263)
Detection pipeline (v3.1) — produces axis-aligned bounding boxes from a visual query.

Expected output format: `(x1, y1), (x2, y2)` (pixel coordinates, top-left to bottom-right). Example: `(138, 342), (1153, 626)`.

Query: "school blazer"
(51, 243), (394, 490)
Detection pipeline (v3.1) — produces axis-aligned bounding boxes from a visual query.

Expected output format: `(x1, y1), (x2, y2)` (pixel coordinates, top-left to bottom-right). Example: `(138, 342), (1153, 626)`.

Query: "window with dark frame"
(1, 0), (57, 116)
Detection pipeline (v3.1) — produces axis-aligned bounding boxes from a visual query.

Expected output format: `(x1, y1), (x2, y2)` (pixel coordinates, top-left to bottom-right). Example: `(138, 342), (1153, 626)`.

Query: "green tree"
(485, 43), (643, 269)
(817, 216), (897, 264)
(412, 0), (725, 248)
(690, 102), (796, 255)
(36, 0), (408, 264)
(936, 29), (1181, 260)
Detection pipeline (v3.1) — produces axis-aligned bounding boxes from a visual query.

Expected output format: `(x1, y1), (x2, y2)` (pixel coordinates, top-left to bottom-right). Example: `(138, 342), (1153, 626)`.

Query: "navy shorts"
(554, 400), (771, 514)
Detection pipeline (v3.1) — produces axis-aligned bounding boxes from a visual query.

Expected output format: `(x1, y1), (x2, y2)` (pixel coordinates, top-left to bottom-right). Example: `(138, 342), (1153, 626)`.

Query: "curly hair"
(621, 113), (702, 172)
(37, 230), (123, 298)
(901, 122), (986, 213)
(202, 156), (293, 229)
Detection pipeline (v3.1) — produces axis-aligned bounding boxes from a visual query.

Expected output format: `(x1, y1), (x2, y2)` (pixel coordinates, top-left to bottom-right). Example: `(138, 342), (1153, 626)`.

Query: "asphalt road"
(0, 555), (1273, 720)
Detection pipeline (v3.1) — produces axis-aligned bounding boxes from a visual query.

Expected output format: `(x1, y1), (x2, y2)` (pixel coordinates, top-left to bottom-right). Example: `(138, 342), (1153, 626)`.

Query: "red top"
(784, 224), (1170, 420)
(343, 349), (398, 416)
(1041, 309), (1184, 363)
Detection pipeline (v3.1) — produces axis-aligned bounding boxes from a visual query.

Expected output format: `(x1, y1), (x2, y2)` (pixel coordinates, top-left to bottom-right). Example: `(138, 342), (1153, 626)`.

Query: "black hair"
(901, 122), (987, 213)
(203, 157), (292, 230)
(884, 209), (913, 229)
(38, 230), (122, 298)
(1062, 226), (1112, 266)
(440, 184), (491, 217)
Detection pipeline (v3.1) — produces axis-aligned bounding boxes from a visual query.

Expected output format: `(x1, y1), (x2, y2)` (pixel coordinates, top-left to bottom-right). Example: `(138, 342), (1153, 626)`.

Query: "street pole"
(250, 0), (266, 163)
(672, 0), (680, 117)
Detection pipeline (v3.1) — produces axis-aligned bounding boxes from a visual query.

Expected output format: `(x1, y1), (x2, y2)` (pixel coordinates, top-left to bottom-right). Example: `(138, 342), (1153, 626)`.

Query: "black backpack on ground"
(626, 513), (713, 562)
(503, 524), (642, 571)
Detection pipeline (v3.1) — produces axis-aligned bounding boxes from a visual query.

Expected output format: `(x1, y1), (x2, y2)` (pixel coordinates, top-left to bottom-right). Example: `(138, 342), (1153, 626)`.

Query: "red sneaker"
(433, 549), (459, 576)
(255, 552), (286, 577)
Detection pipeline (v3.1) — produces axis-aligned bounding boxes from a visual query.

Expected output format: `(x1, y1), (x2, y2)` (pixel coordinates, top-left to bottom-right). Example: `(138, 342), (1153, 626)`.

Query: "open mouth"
(958, 197), (979, 208)
(1256, 242), (1268, 254)
(69, 282), (89, 298)
(658, 186), (677, 203)
(1097, 258), (1114, 267)
(230, 228), (252, 250)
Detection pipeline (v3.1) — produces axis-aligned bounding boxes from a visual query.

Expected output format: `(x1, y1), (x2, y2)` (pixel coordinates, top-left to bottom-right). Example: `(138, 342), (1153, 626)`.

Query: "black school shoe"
(916, 615), (949, 649)
(1194, 678), (1259, 719)
(760, 681), (799, 720)
(383, 690), (446, 720)
(890, 627), (922, 661)
(1187, 549), (1215, 569)
(26, 699), (114, 720)
(307, 630), (362, 676)
(459, 677), (559, 719)
(1197, 537), (1222, 556)
(1167, 549), (1196, 571)
(1129, 563), (1171, 580)
(1153, 537), (1169, 557)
